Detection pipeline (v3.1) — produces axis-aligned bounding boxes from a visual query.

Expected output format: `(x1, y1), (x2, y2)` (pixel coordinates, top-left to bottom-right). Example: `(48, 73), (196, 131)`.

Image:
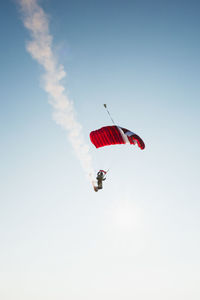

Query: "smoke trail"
(18, 0), (95, 182)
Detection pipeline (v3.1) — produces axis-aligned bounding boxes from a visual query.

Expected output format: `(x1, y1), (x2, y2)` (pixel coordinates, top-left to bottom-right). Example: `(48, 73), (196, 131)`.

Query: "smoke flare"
(18, 0), (94, 182)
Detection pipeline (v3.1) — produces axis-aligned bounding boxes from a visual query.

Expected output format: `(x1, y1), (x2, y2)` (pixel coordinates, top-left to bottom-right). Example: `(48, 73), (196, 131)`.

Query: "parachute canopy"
(90, 126), (145, 150)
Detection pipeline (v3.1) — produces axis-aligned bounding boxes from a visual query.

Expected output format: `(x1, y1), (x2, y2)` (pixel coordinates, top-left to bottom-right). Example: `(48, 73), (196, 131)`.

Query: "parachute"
(90, 105), (145, 192)
(90, 125), (145, 150)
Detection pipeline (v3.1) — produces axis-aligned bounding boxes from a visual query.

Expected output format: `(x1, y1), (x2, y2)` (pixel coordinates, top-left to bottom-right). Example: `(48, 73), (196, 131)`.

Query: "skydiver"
(93, 170), (106, 192)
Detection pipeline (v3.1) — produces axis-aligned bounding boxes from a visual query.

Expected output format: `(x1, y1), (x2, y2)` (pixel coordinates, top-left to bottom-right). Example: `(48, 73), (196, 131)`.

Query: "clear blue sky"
(0, 1), (200, 299)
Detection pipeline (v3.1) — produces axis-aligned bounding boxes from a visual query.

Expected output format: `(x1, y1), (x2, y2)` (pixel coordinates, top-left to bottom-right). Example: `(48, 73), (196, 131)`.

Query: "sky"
(0, 0), (200, 299)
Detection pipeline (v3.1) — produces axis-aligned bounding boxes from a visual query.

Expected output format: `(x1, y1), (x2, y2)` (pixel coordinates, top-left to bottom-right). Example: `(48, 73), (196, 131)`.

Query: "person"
(96, 170), (106, 190)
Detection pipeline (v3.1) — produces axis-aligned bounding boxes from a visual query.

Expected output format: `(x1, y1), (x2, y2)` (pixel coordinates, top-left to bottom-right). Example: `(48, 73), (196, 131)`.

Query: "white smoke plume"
(18, 0), (95, 182)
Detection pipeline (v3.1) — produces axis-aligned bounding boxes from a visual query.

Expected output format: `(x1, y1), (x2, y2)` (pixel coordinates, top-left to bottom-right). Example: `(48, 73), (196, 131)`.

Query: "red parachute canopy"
(90, 126), (145, 150)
